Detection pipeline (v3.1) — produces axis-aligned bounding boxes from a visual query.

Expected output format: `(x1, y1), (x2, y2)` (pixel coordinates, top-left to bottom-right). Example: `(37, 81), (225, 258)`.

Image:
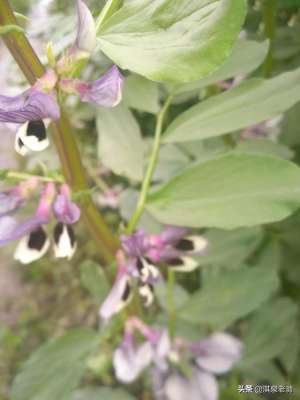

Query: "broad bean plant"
(0, 0), (300, 399)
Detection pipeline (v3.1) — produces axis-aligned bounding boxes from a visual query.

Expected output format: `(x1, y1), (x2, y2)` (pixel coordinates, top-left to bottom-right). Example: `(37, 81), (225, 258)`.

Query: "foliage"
(1, 0), (300, 400)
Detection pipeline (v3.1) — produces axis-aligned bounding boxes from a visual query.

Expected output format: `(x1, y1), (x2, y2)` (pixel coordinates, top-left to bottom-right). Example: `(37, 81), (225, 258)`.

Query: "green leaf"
(97, 0), (246, 83)
(163, 68), (300, 143)
(96, 0), (123, 30)
(198, 227), (263, 267)
(71, 387), (136, 400)
(175, 39), (269, 94)
(0, 24), (24, 35)
(123, 74), (160, 114)
(239, 298), (298, 369)
(178, 267), (279, 329)
(11, 329), (100, 400)
(80, 261), (109, 303)
(235, 139), (294, 159)
(97, 105), (145, 181)
(146, 153), (300, 229)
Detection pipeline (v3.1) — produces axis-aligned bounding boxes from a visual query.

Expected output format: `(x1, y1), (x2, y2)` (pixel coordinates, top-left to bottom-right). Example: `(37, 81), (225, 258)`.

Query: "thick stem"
(125, 95), (173, 234)
(0, 0), (119, 264)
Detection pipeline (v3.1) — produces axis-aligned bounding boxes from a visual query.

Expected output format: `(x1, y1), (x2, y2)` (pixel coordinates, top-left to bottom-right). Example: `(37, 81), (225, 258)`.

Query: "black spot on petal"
(18, 137), (25, 148)
(136, 258), (144, 273)
(53, 222), (63, 244)
(27, 120), (46, 141)
(122, 281), (131, 302)
(66, 224), (76, 246)
(175, 238), (194, 252)
(28, 226), (47, 250)
(167, 258), (184, 267)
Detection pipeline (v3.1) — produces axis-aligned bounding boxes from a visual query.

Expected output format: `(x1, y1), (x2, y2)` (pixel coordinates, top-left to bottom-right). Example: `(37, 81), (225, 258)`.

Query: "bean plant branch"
(0, 0), (119, 264)
(125, 94), (173, 234)
(262, 0), (278, 78)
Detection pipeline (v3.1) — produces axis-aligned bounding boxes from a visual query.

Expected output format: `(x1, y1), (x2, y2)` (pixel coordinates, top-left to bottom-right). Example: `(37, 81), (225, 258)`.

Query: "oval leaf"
(163, 67), (300, 143)
(97, 0), (246, 83)
(146, 153), (300, 229)
(178, 267), (279, 329)
(97, 105), (145, 181)
(11, 329), (100, 400)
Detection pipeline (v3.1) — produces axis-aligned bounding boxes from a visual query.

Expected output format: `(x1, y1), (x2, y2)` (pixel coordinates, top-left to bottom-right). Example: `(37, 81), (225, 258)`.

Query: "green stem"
(262, 0), (278, 78)
(7, 171), (63, 183)
(0, 0), (119, 264)
(167, 269), (176, 338)
(125, 94), (173, 234)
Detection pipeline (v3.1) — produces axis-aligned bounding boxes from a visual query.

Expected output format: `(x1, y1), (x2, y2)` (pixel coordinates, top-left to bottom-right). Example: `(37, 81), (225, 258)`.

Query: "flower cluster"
(0, 0), (123, 156)
(0, 182), (80, 264)
(100, 227), (208, 320)
(113, 317), (243, 400)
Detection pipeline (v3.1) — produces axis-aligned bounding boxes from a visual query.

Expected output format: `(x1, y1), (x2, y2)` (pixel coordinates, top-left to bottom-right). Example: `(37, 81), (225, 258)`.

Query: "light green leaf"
(146, 153), (300, 229)
(11, 330), (100, 400)
(96, 0), (123, 31)
(123, 74), (160, 114)
(154, 144), (190, 182)
(97, 105), (145, 181)
(0, 24), (24, 35)
(163, 68), (300, 143)
(239, 298), (298, 369)
(175, 39), (269, 94)
(178, 267), (279, 329)
(80, 261), (109, 303)
(198, 227), (263, 267)
(97, 0), (246, 83)
(235, 139), (294, 159)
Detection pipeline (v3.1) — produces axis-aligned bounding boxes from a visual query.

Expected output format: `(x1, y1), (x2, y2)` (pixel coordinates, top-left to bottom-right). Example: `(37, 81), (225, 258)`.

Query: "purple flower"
(99, 257), (133, 320)
(189, 333), (243, 374)
(53, 184), (81, 224)
(60, 65), (124, 108)
(0, 183), (55, 265)
(161, 370), (218, 400)
(52, 184), (80, 260)
(0, 88), (59, 124)
(0, 178), (39, 218)
(113, 331), (154, 383)
(56, 0), (96, 74)
(113, 318), (243, 400)
(79, 65), (124, 107)
(74, 0), (96, 55)
(100, 227), (208, 320)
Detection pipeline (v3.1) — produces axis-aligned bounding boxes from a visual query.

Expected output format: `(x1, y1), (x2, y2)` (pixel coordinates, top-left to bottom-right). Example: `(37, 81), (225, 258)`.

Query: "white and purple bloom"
(52, 184), (81, 259)
(1, 182), (56, 264)
(0, 71), (60, 155)
(0, 182), (81, 264)
(113, 318), (243, 400)
(99, 228), (208, 320)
